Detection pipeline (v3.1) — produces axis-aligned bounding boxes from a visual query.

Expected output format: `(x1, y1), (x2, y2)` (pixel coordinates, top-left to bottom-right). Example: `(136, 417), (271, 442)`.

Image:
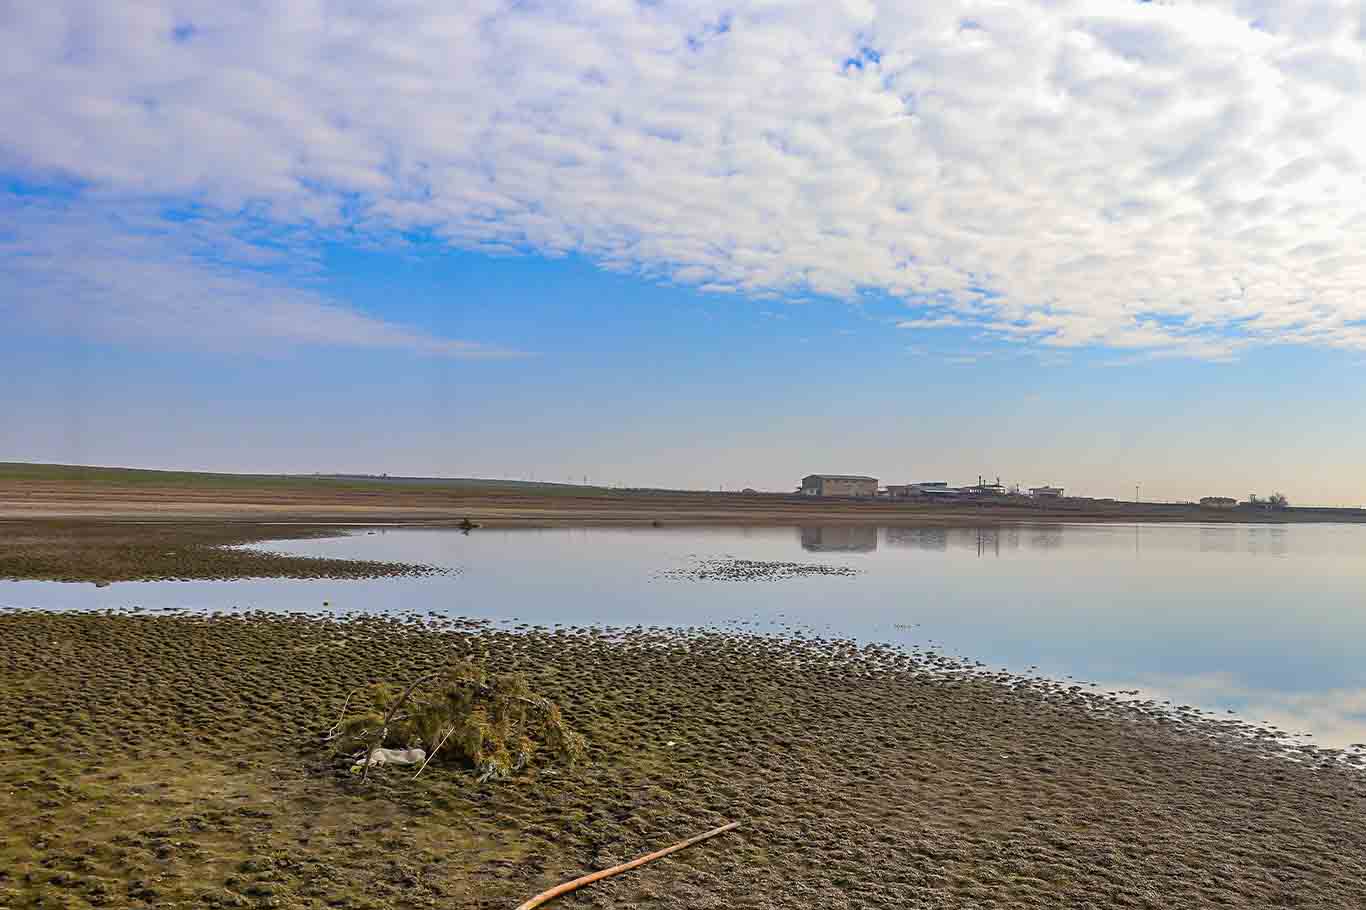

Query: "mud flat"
(2, 609), (1364, 909)
(0, 520), (441, 583)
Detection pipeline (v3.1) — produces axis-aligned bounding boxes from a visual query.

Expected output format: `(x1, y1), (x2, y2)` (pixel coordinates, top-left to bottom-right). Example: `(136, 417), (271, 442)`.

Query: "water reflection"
(799, 526), (878, 552)
(1199, 526), (1237, 553)
(1028, 525), (1064, 551)
(1200, 525), (1289, 556)
(803, 523), (1297, 559)
(1108, 673), (1366, 745)
(881, 525), (1061, 555)
(883, 526), (947, 551)
(4, 521), (1364, 745)
(1247, 526), (1289, 557)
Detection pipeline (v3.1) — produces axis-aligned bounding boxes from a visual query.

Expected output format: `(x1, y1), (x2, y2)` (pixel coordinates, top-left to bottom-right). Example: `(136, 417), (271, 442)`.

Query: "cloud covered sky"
(4, 1), (1366, 503)
(4, 0), (1366, 357)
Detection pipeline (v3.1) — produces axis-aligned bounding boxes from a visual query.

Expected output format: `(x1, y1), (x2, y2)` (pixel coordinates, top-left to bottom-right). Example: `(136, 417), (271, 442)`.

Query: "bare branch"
(413, 725), (457, 779)
(362, 671), (440, 781)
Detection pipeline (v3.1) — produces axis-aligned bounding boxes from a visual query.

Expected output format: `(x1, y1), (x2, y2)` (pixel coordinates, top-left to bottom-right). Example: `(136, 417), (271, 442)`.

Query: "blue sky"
(3, 2), (1366, 505)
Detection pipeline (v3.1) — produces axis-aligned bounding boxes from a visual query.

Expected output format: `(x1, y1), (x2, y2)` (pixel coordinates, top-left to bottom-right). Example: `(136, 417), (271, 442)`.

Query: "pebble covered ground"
(1, 609), (1364, 909)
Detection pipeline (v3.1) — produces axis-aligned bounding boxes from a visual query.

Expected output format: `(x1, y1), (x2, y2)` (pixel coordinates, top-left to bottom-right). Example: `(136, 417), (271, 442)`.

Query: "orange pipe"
(514, 820), (741, 909)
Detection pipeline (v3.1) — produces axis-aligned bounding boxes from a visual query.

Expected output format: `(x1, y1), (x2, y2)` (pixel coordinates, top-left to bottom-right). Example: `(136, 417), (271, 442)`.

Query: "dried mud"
(1, 609), (1364, 909)
(0, 521), (442, 583)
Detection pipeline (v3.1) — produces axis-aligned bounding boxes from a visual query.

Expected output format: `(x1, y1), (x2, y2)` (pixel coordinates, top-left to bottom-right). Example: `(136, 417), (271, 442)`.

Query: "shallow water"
(5, 522), (1366, 748)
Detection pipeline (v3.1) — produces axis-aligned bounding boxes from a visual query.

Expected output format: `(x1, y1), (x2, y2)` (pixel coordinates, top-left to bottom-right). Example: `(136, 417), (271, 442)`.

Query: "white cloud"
(3, 1), (1366, 357)
(897, 315), (968, 329)
(0, 194), (514, 357)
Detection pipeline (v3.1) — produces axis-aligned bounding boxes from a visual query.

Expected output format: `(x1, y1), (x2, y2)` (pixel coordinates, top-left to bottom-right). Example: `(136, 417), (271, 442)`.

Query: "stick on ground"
(514, 820), (741, 910)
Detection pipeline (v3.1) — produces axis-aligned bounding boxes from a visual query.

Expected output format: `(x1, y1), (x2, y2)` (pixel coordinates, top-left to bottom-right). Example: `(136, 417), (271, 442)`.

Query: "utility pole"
(1135, 483), (1141, 503)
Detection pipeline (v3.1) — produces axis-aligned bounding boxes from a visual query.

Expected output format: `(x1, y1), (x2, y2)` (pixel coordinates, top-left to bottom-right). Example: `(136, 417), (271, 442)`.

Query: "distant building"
(741, 487), (759, 494)
(886, 482), (957, 499)
(966, 476), (1008, 496)
(917, 482), (961, 498)
(1031, 486), (1065, 498)
(800, 474), (878, 497)
(1200, 496), (1237, 510)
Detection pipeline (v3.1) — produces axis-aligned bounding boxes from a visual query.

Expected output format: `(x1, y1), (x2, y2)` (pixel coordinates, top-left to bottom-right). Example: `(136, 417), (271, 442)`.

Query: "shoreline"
(2, 609), (1364, 909)
(0, 519), (443, 584)
(6, 498), (1360, 526)
(0, 513), (1339, 585)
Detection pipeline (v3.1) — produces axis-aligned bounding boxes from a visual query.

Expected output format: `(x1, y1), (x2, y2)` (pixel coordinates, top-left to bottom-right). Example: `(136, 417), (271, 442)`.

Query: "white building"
(886, 482), (958, 498)
(800, 474), (879, 497)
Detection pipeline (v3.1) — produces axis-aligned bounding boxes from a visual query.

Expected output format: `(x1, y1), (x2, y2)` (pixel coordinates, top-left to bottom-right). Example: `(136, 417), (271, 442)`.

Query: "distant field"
(0, 462), (611, 496)
(1, 462), (1362, 525)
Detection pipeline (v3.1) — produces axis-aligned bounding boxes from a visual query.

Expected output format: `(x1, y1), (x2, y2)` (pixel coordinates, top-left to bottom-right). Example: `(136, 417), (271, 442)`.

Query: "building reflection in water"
(1199, 525), (1290, 557)
(794, 524), (1291, 559)
(884, 526), (947, 551)
(1027, 525), (1063, 551)
(1198, 526), (1237, 553)
(873, 524), (1068, 556)
(1246, 526), (1289, 557)
(798, 526), (878, 552)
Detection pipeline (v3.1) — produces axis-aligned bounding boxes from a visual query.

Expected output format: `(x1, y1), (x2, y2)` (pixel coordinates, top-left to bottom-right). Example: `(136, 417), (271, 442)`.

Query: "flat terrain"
(2, 610), (1363, 909)
(3, 462), (1362, 526)
(0, 520), (440, 584)
(6, 462), (1365, 907)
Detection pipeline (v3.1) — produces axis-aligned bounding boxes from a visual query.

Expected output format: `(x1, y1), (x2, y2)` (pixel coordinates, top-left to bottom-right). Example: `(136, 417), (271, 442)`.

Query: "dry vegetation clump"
(330, 661), (588, 781)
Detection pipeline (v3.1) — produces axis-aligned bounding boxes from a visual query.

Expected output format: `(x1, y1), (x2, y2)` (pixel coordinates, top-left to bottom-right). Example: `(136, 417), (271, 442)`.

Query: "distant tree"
(1268, 492), (1289, 509)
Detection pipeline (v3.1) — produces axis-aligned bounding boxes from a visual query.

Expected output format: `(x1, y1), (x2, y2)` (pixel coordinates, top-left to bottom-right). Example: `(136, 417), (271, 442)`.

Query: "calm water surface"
(5, 522), (1365, 747)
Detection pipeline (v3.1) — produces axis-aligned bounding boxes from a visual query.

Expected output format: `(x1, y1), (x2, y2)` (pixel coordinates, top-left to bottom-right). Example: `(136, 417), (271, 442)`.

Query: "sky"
(2, 1), (1366, 505)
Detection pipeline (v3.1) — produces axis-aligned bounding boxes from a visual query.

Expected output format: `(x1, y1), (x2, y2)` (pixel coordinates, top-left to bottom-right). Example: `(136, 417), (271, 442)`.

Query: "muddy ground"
(0, 521), (440, 583)
(2, 610), (1364, 910)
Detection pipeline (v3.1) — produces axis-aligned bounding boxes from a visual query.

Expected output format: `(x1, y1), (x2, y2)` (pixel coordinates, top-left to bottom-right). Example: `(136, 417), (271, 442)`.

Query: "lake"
(4, 521), (1365, 748)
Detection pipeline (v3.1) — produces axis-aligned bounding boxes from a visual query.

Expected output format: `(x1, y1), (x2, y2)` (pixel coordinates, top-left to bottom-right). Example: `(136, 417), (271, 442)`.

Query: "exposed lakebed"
(5, 521), (1366, 748)
(3, 609), (1364, 910)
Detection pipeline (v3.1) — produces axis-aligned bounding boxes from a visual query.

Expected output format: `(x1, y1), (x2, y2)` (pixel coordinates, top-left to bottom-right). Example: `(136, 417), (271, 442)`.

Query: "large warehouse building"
(800, 474), (879, 497)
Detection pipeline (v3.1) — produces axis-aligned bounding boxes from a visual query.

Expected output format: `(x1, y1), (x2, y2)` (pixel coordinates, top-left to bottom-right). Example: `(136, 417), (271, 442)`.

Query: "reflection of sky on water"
(4, 522), (1366, 746)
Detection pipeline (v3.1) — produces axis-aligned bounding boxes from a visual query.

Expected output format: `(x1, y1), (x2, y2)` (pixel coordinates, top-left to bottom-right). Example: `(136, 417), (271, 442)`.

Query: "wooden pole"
(514, 821), (740, 910)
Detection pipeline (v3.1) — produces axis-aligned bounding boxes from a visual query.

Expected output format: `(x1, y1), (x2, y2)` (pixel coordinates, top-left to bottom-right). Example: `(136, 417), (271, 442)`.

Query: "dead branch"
(413, 724), (457, 779)
(514, 821), (741, 909)
(362, 671), (439, 781)
(325, 688), (362, 741)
